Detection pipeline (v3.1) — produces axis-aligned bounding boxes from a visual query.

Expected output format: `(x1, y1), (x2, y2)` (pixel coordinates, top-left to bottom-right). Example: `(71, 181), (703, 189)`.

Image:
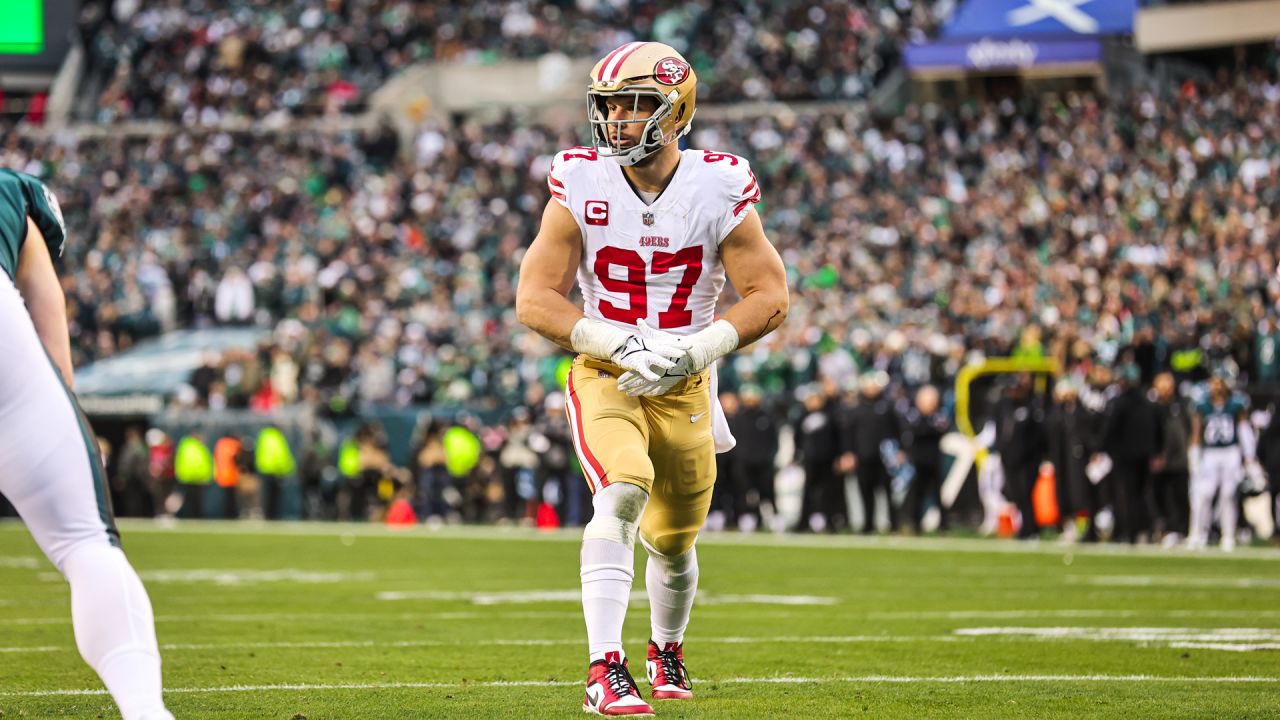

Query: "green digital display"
(0, 1), (44, 55)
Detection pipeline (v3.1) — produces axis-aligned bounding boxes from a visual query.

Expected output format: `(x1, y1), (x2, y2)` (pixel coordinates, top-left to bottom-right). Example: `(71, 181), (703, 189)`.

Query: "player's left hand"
(667, 319), (739, 375)
(617, 320), (687, 397)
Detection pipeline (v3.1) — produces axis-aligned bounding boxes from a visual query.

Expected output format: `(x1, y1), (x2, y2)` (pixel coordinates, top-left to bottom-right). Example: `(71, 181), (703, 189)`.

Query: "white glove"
(570, 317), (632, 361)
(569, 317), (683, 390)
(617, 320), (687, 397)
(570, 317), (679, 385)
(669, 319), (740, 375)
(1243, 460), (1267, 495)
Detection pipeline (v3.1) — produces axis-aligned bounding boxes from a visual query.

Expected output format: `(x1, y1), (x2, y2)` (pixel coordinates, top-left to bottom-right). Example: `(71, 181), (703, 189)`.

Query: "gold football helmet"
(588, 42), (697, 166)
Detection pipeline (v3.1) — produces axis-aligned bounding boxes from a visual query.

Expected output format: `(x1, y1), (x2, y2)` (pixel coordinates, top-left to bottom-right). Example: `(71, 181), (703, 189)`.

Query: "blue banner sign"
(943, 0), (1136, 38)
(905, 37), (1102, 71)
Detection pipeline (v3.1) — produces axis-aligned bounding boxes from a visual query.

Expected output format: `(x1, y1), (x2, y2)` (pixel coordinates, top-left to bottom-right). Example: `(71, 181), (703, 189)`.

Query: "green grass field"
(1, 521), (1278, 719)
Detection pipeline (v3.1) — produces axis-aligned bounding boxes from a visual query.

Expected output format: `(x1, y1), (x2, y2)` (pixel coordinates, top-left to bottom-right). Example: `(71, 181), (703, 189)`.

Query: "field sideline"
(1, 520), (1278, 719)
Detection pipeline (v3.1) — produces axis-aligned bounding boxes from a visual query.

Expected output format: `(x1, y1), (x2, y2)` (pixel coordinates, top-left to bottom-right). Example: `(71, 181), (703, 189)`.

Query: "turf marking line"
(141, 569), (376, 585)
(1169, 642), (1280, 652)
(374, 590), (838, 605)
(715, 675), (1280, 684)
(1071, 575), (1280, 589)
(0, 635), (963, 654)
(3, 675), (1279, 698)
(32, 568), (378, 586)
(0, 611), (587, 626)
(46, 519), (1280, 562)
(870, 609), (1280, 620)
(955, 627), (1280, 650)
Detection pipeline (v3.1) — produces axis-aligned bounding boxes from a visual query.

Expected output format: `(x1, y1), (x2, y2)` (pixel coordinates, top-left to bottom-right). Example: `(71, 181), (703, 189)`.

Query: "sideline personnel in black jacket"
(996, 374), (1046, 539)
(795, 386), (843, 531)
(1098, 364), (1163, 544)
(1150, 372), (1191, 541)
(1046, 381), (1090, 533)
(898, 384), (950, 532)
(1257, 402), (1280, 540)
(839, 373), (900, 534)
(729, 385), (780, 527)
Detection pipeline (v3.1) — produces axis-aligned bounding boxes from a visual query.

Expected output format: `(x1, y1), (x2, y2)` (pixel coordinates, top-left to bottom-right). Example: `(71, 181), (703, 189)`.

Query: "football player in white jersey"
(516, 42), (788, 715)
(0, 170), (173, 719)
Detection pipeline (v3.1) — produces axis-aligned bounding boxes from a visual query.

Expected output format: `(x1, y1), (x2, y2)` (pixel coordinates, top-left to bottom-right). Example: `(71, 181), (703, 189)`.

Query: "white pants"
(1190, 446), (1243, 544)
(0, 277), (118, 568)
(978, 452), (1006, 535)
(0, 277), (172, 720)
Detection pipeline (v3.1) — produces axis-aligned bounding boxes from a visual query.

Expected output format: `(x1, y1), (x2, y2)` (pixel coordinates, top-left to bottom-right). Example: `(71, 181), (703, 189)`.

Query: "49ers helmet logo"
(653, 57), (690, 85)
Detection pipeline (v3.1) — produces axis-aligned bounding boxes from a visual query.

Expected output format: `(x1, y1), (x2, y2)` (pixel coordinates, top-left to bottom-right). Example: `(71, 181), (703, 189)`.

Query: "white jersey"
(547, 146), (760, 337)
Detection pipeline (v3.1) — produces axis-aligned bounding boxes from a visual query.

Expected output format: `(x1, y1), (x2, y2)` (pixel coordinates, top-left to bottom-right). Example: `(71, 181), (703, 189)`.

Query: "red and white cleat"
(646, 640), (692, 700)
(583, 652), (655, 716)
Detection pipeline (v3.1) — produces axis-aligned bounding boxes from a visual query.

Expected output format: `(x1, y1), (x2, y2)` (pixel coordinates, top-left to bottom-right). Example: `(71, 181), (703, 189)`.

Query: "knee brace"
(583, 483), (649, 547)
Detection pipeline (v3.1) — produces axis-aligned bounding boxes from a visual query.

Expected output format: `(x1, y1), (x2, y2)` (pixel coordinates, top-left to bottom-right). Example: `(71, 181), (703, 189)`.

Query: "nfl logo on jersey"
(642, 211), (655, 226)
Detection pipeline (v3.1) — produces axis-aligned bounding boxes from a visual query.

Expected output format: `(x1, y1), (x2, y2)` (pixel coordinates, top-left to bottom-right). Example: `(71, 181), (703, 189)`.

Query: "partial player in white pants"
(1188, 447), (1243, 551)
(0, 232), (173, 719)
(977, 451), (1006, 536)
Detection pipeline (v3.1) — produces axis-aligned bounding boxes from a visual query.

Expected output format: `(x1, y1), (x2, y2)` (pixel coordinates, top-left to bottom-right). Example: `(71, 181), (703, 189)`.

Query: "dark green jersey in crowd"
(1258, 329), (1280, 383)
(0, 169), (66, 282)
(1196, 397), (1245, 448)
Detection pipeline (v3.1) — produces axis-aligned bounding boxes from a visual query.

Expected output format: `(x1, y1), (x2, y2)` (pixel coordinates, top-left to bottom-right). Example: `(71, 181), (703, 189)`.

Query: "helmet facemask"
(588, 86), (691, 167)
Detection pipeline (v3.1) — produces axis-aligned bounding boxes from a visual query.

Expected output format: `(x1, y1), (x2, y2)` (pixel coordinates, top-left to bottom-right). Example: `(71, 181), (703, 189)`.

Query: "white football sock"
(582, 538), (635, 662)
(63, 543), (172, 720)
(1219, 476), (1240, 544)
(644, 544), (698, 647)
(581, 484), (648, 663)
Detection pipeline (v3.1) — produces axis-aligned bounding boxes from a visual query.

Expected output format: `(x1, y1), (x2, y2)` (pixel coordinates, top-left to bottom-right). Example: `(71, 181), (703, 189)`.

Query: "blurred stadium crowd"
(3, 0), (1279, 543)
(77, 0), (944, 122)
(11, 75), (1280, 407)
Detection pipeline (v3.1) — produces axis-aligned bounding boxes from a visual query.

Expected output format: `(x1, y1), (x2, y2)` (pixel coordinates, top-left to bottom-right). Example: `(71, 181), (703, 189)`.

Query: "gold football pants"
(565, 355), (716, 556)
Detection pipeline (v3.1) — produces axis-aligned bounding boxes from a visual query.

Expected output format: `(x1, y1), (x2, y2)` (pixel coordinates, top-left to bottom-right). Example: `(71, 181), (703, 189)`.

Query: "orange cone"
(1033, 463), (1060, 528)
(386, 498), (417, 526)
(535, 501), (560, 531)
(997, 504), (1018, 538)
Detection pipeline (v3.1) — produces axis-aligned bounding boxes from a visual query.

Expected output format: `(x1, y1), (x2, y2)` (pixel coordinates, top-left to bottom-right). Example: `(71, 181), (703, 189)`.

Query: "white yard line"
(1169, 642), (1280, 652)
(870, 609), (1280, 620)
(32, 568), (379, 586)
(707, 635), (958, 644)
(374, 590), (837, 605)
(1072, 575), (1280, 589)
(3, 675), (1278, 698)
(716, 675), (1280, 684)
(6, 607), (1275, 627)
(0, 635), (962, 654)
(14, 519), (1273, 561)
(700, 593), (839, 606)
(0, 610), (586, 626)
(140, 569), (377, 585)
(955, 627), (1280, 648)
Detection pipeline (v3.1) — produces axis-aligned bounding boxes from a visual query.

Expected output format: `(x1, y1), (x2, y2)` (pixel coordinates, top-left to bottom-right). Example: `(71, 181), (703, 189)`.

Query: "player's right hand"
(613, 320), (683, 395)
